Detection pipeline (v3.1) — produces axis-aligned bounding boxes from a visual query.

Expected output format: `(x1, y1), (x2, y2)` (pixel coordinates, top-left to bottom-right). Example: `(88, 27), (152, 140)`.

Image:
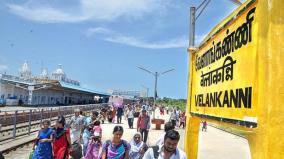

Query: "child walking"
(84, 132), (102, 159)
(85, 120), (103, 159)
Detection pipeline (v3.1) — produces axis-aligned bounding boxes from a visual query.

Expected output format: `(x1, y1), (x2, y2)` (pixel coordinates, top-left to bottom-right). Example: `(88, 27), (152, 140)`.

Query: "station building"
(0, 62), (110, 106)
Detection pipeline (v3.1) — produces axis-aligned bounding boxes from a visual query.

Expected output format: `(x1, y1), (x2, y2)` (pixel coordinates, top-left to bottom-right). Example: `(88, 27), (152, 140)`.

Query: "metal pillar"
(0, 80), (2, 99)
(28, 109), (32, 135)
(50, 108), (52, 121)
(153, 72), (158, 119)
(28, 86), (35, 105)
(28, 90), (33, 105)
(40, 109), (43, 123)
(13, 110), (17, 139)
(58, 107), (61, 116)
(138, 67), (174, 118)
(189, 7), (196, 48)
(146, 88), (149, 99)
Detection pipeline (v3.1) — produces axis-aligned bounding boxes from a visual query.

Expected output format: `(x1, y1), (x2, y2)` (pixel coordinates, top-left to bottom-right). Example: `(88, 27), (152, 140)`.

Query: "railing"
(0, 104), (106, 142)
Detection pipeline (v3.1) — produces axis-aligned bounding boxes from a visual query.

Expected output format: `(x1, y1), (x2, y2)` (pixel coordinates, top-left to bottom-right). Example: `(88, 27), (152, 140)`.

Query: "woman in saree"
(84, 132), (102, 159)
(53, 115), (71, 159)
(32, 120), (53, 159)
(129, 132), (146, 159)
(101, 126), (130, 159)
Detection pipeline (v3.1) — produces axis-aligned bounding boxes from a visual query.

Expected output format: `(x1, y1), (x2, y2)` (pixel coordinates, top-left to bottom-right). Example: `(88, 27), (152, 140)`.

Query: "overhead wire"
(196, 0), (211, 20)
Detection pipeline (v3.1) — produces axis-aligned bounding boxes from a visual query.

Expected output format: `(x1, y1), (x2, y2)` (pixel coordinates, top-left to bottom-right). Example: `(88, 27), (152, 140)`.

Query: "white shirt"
(127, 110), (134, 118)
(69, 115), (84, 142)
(69, 115), (84, 131)
(170, 112), (177, 121)
(143, 144), (187, 159)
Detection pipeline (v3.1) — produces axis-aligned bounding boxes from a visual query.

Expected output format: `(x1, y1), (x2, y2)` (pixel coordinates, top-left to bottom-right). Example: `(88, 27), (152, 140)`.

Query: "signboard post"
(28, 86), (34, 105)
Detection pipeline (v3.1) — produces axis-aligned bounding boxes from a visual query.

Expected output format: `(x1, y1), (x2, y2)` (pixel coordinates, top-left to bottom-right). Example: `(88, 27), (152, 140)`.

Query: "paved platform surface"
(198, 126), (250, 159)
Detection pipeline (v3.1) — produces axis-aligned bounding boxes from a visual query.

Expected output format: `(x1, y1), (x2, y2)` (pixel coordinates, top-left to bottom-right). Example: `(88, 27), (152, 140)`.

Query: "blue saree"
(32, 128), (53, 159)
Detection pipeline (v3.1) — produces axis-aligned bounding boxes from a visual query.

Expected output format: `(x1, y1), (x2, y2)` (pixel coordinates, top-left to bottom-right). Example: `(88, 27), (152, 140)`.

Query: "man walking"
(126, 106), (135, 129)
(170, 109), (178, 127)
(116, 106), (123, 124)
(143, 130), (187, 159)
(147, 105), (153, 115)
(137, 109), (151, 143)
(69, 108), (84, 143)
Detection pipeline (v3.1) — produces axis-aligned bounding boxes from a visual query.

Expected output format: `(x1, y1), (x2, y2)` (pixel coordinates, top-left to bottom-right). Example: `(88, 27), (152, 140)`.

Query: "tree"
(156, 98), (187, 111)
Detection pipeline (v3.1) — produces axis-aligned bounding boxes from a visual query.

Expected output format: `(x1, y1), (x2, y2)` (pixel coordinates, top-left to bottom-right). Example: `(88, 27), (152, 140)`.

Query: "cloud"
(86, 27), (114, 36)
(7, 4), (86, 23)
(6, 0), (167, 23)
(86, 28), (209, 49)
(86, 27), (188, 49)
(105, 36), (187, 49)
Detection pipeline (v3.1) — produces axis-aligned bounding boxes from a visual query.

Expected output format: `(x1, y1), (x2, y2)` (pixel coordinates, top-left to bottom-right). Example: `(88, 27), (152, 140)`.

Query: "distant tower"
(40, 68), (49, 79)
(52, 64), (66, 81)
(19, 61), (32, 79)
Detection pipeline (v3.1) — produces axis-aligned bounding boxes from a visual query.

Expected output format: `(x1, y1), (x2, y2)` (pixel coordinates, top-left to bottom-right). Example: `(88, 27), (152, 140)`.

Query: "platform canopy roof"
(0, 73), (110, 97)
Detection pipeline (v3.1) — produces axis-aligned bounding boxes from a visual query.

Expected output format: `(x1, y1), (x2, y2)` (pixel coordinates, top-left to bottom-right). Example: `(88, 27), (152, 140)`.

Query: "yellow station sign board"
(186, 0), (284, 158)
(190, 1), (258, 123)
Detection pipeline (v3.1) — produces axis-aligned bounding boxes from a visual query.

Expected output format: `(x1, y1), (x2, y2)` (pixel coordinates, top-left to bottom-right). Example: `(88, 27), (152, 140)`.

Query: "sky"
(0, 0), (243, 99)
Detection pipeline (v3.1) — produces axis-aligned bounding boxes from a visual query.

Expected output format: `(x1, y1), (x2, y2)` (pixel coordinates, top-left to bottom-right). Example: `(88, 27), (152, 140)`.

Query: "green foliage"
(156, 97), (187, 111)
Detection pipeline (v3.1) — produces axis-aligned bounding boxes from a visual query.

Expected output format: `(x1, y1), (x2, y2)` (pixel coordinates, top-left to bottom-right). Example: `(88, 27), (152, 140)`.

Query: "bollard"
(13, 110), (17, 139)
(28, 109), (32, 135)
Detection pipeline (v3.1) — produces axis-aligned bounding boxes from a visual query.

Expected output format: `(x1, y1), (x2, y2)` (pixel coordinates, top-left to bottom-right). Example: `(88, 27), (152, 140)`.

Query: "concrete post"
(13, 110), (17, 139)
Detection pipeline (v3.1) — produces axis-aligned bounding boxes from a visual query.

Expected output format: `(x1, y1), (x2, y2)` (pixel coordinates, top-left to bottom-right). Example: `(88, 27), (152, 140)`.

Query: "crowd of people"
(167, 107), (186, 129)
(29, 103), (187, 159)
